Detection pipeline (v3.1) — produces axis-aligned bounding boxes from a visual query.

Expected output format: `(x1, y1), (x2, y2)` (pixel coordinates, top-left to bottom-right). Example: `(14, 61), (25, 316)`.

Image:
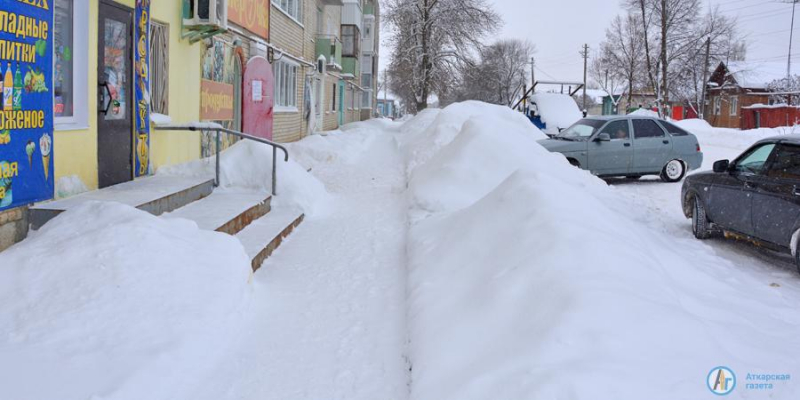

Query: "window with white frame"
(713, 97), (721, 116)
(275, 0), (302, 22)
(729, 96), (738, 116)
(274, 60), (298, 110)
(54, 0), (89, 130)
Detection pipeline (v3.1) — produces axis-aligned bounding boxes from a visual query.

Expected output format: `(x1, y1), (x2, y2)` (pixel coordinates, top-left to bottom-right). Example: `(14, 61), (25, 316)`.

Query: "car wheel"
(795, 248), (800, 275)
(692, 197), (712, 239)
(661, 159), (686, 182)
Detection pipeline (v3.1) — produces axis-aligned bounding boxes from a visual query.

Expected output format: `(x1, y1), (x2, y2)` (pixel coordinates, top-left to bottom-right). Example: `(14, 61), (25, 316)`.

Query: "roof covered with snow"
(723, 61), (797, 89)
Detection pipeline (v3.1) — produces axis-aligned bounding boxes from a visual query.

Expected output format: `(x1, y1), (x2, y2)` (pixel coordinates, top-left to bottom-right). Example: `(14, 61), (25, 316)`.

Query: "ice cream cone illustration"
(39, 133), (51, 181)
(25, 140), (35, 166)
(137, 133), (149, 176)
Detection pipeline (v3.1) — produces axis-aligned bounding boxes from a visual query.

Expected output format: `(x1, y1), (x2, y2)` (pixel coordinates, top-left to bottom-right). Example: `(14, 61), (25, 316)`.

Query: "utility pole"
(530, 57), (535, 92)
(789, 0), (798, 81)
(700, 38), (711, 119)
(580, 44), (589, 111)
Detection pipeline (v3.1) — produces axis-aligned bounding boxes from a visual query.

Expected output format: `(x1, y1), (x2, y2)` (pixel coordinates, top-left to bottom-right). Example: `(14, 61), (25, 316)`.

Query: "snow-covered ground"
(613, 120), (800, 276)
(2, 102), (800, 399)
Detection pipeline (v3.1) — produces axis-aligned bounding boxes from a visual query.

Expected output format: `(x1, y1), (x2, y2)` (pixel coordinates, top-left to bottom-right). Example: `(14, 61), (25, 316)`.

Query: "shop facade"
(0, 0), (381, 251)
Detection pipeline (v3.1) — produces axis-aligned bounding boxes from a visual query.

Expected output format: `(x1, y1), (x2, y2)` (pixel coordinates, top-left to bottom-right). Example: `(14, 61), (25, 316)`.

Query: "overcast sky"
(378, 0), (798, 89)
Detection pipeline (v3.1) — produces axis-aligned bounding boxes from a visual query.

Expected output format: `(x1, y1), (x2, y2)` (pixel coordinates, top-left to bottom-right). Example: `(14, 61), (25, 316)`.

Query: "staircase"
(29, 175), (304, 271)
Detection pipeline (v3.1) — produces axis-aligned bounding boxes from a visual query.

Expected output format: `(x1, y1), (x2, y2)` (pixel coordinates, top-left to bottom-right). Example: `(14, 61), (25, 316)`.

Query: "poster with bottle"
(0, 1), (55, 211)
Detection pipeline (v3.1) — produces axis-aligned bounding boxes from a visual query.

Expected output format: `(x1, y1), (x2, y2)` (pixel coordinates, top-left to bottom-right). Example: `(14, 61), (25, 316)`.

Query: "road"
(609, 128), (800, 289)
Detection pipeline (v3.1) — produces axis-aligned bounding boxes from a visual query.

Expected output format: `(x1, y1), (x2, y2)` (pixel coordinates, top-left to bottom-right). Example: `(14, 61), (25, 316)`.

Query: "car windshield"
(557, 119), (606, 140)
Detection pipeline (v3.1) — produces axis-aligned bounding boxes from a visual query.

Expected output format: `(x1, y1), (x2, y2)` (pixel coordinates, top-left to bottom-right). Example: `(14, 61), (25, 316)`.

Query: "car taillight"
(696, 143), (701, 152)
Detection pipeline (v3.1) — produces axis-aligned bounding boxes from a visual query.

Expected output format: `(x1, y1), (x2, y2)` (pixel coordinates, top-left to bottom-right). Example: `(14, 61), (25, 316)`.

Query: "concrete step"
(164, 191), (271, 235)
(236, 208), (305, 271)
(29, 175), (214, 230)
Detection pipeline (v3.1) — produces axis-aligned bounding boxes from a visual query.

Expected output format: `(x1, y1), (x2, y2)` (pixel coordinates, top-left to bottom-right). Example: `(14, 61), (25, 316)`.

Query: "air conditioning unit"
(184, 0), (228, 30)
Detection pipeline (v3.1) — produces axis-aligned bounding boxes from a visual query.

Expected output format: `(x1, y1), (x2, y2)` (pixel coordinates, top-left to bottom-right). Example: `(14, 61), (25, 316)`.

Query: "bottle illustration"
(3, 63), (12, 111)
(0, 64), (4, 108)
(13, 63), (22, 110)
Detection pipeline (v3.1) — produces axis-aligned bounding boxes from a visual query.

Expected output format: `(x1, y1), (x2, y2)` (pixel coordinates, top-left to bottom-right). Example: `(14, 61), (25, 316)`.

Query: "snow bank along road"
(1, 102), (800, 400)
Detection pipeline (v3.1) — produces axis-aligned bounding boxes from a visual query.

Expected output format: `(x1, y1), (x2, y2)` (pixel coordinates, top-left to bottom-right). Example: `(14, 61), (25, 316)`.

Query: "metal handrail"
(154, 124), (289, 196)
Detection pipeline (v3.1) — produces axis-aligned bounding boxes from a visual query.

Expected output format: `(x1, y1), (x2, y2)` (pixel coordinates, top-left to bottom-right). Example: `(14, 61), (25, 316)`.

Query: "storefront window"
(54, 0), (74, 117)
(54, 0), (88, 130)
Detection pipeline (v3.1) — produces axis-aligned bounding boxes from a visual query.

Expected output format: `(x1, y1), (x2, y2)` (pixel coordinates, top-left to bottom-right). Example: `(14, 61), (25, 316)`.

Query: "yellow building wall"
(54, 0), (202, 192)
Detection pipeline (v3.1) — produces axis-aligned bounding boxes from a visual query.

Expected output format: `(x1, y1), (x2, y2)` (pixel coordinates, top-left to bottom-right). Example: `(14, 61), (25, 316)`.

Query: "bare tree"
(452, 39), (534, 105)
(384, 0), (500, 112)
(669, 6), (739, 114)
(623, 0), (741, 116)
(768, 75), (800, 105)
(593, 13), (647, 109)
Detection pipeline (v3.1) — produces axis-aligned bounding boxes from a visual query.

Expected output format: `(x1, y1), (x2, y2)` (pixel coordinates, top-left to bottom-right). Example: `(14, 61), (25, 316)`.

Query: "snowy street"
(613, 123), (800, 283)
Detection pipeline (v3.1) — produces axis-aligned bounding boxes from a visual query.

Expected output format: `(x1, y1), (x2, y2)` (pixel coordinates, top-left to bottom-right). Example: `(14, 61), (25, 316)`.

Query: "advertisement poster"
(200, 79), (234, 121)
(134, 0), (150, 177)
(228, 0), (269, 40)
(0, 0), (55, 211)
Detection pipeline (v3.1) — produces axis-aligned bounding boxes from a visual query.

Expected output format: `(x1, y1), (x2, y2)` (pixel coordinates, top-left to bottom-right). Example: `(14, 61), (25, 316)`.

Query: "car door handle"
(662, 140), (670, 144)
(623, 143), (631, 147)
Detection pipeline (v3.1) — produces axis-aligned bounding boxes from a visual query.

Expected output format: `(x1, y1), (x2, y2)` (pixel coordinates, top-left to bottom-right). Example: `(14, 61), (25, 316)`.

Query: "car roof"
(755, 134), (800, 146)
(585, 115), (665, 122)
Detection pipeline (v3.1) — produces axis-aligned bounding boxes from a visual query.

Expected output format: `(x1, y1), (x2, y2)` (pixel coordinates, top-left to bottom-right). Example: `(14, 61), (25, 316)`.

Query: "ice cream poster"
(134, 0), (150, 177)
(0, 0), (55, 211)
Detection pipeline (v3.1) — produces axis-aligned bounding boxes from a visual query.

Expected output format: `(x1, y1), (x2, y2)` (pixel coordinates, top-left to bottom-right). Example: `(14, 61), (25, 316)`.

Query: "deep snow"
(0, 202), (253, 400)
(399, 110), (800, 399)
(2, 105), (800, 400)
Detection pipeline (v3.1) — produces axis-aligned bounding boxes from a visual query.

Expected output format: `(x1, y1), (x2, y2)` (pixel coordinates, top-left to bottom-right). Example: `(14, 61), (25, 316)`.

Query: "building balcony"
(315, 35), (343, 71)
(342, 56), (360, 77)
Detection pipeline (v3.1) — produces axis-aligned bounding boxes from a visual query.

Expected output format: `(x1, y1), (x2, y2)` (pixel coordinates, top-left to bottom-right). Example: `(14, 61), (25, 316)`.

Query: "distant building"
(377, 98), (399, 119)
(705, 61), (798, 129)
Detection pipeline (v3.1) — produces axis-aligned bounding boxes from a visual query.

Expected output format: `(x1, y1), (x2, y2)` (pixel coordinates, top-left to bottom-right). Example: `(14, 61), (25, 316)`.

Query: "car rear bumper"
(685, 152), (703, 171)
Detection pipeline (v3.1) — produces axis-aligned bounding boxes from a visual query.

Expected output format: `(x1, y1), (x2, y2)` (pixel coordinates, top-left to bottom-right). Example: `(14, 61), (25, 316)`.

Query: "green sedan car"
(537, 116), (703, 182)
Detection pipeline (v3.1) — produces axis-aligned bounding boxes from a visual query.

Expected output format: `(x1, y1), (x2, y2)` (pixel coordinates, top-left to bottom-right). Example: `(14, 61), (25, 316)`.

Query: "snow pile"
(0, 202), (253, 400)
(408, 113), (556, 214)
(628, 107), (660, 118)
(150, 113), (172, 125)
(401, 101), (800, 399)
(159, 140), (331, 216)
(54, 174), (89, 199)
(289, 129), (377, 168)
(530, 93), (582, 133)
(398, 101), (542, 176)
(674, 117), (712, 131)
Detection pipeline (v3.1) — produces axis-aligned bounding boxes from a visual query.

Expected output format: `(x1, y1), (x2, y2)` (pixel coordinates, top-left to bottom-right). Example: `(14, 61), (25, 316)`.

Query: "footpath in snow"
(188, 121), (411, 400)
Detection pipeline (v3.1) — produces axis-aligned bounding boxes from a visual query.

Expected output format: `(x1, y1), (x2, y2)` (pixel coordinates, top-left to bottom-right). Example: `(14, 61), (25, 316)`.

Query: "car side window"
(599, 120), (630, 140)
(766, 145), (800, 180)
(735, 143), (776, 175)
(632, 119), (666, 139)
(658, 120), (689, 136)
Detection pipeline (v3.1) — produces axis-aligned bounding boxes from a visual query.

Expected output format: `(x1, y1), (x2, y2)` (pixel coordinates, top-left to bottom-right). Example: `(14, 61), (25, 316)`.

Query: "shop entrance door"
(97, 1), (133, 188)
